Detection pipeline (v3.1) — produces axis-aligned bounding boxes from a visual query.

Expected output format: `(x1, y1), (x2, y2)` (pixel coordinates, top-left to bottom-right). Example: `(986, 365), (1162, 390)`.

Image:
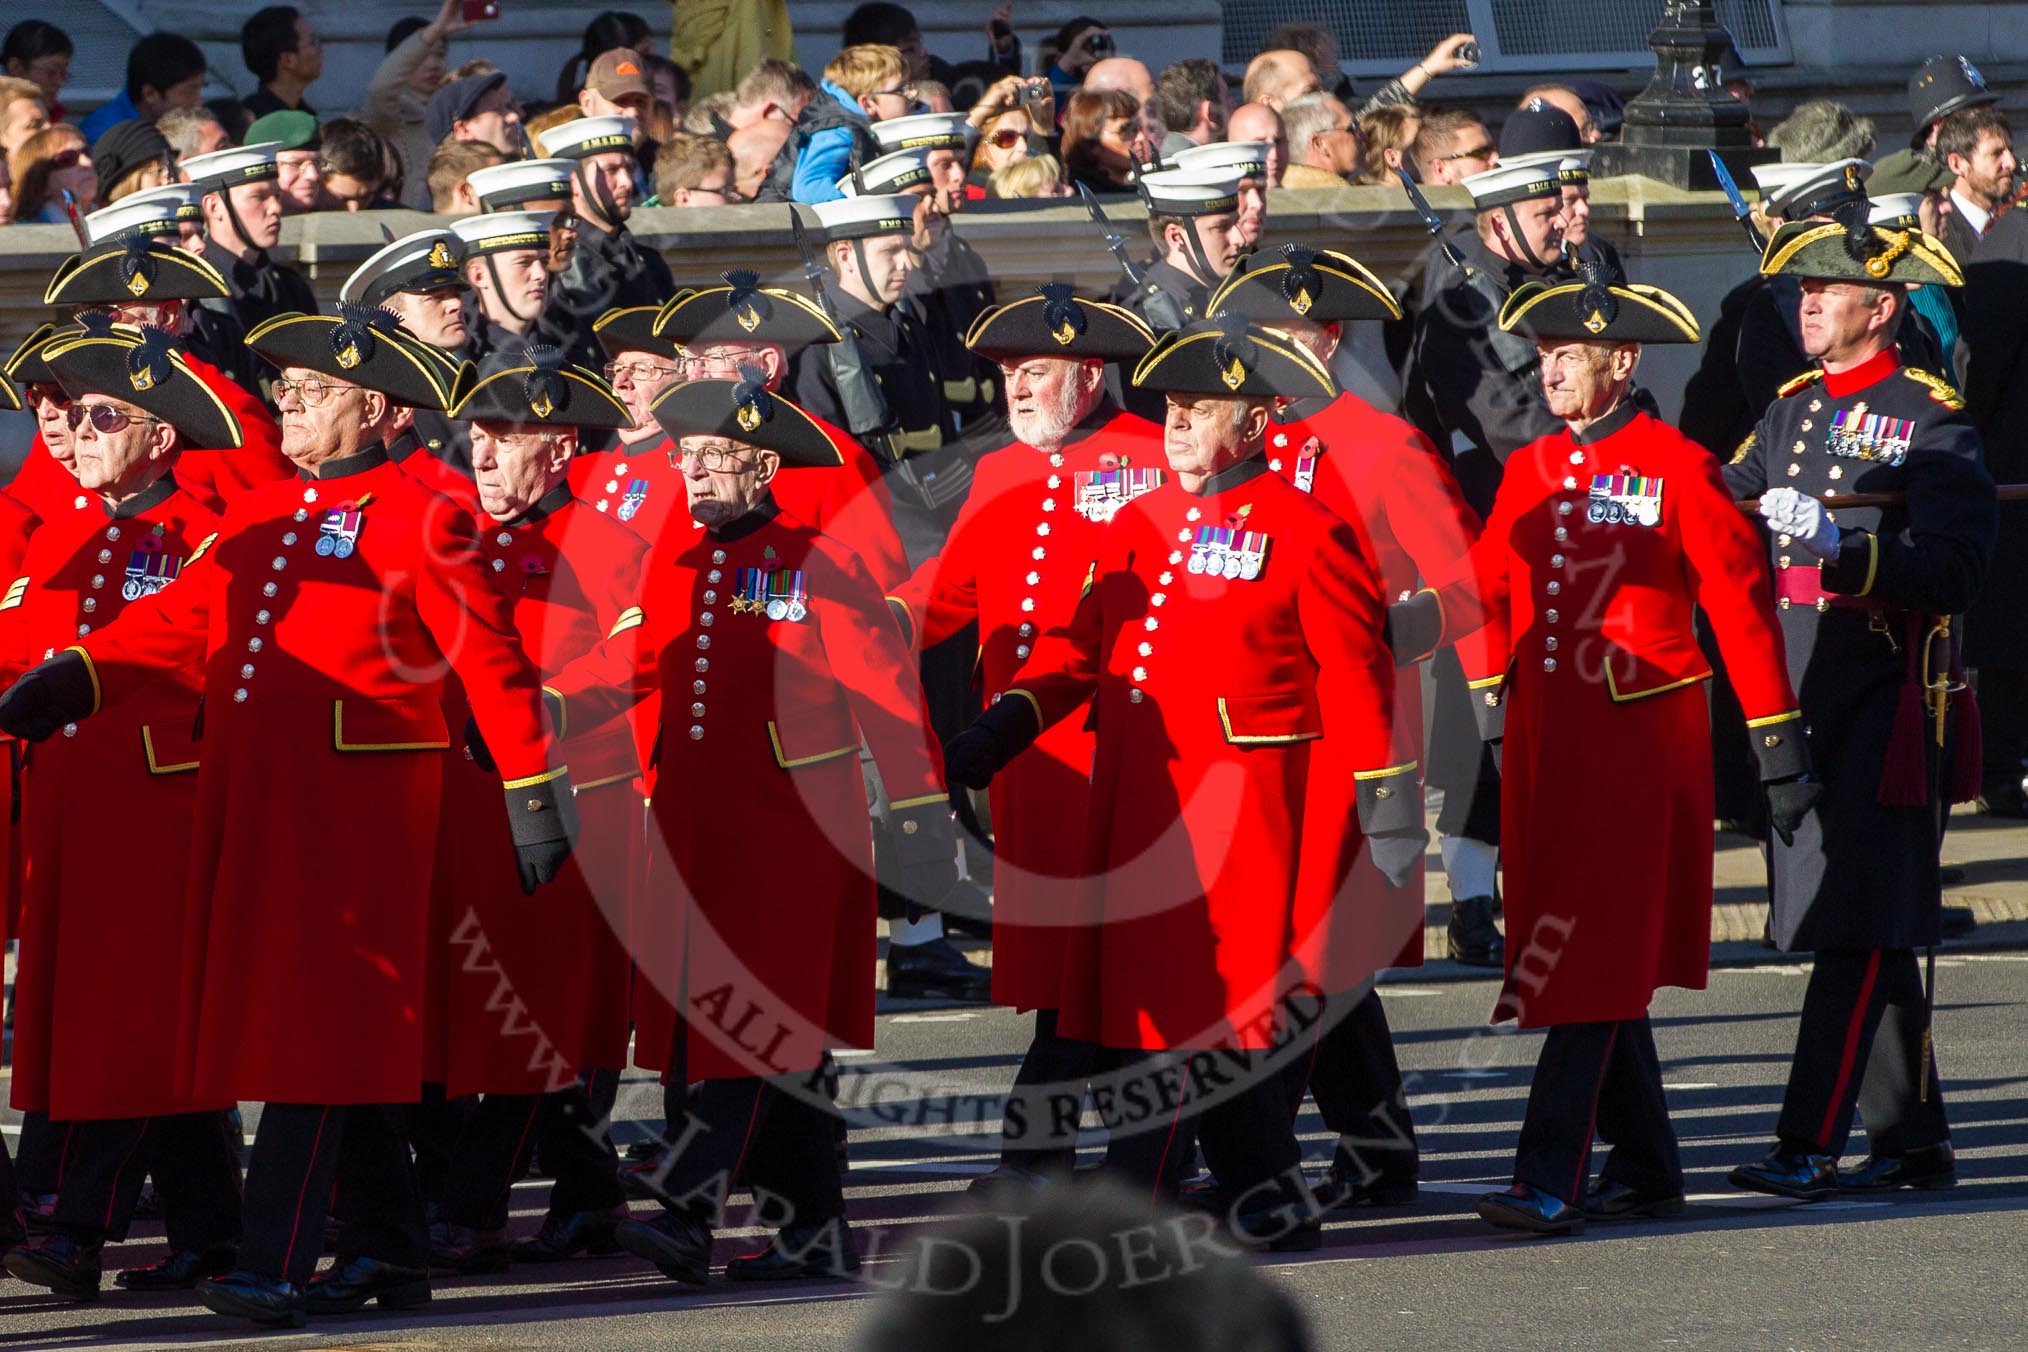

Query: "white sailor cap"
(810, 193), (918, 241)
(1499, 148), (1593, 186)
(1868, 193), (1925, 229)
(450, 210), (556, 257)
(468, 158), (576, 211)
(84, 183), (204, 244)
(1138, 165), (1245, 216)
(870, 111), (974, 154)
(179, 141), (283, 190)
(838, 145), (933, 197)
(540, 115), (636, 161)
(1462, 160), (1561, 209)
(341, 229), (468, 304)
(1169, 140), (1270, 180)
(1763, 158), (1871, 218)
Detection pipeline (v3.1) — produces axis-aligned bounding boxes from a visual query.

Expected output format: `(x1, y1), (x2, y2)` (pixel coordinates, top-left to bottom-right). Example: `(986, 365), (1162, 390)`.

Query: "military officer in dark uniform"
(179, 141), (320, 335)
(1399, 159), (1572, 967)
(1723, 209), (1992, 1201)
(545, 116), (677, 324)
(340, 227), (481, 501)
(785, 192), (990, 1001)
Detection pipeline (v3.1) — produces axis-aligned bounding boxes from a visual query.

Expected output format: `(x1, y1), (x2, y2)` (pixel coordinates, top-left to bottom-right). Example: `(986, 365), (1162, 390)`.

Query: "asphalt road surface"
(4, 954), (2025, 1351)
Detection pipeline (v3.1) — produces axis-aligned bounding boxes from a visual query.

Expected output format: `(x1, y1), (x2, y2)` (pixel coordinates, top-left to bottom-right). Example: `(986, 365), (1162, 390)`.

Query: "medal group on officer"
(0, 88), (1995, 1327)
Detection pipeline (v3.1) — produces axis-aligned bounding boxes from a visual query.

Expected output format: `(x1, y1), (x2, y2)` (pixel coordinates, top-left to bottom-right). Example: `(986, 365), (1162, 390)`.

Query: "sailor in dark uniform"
(1120, 160), (1258, 335)
(1723, 207), (1992, 1202)
(544, 115), (677, 324)
(180, 142), (320, 335)
(1497, 102), (1623, 277)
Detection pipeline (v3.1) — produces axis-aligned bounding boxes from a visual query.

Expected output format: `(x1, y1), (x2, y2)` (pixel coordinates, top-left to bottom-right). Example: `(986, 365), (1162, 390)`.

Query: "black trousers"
(1295, 989), (1419, 1184)
(1777, 947), (1949, 1158)
(1102, 1050), (1303, 1215)
(0, 1131), (20, 1241)
(50, 1110), (241, 1249)
(404, 1082), (472, 1210)
(1514, 1017), (1680, 1204)
(240, 1103), (427, 1286)
(16, 1110), (60, 1196)
(1002, 1008), (1099, 1171)
(637, 1077), (845, 1231)
(1976, 664), (2028, 794)
(440, 1084), (624, 1230)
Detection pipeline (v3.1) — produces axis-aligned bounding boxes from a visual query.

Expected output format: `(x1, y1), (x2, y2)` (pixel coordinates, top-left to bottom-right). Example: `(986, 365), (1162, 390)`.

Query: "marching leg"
(1842, 948), (1956, 1191)
(306, 1103), (431, 1316)
(1307, 990), (1420, 1208)
(511, 1084), (629, 1263)
(4, 1117), (149, 1299)
(1586, 1016), (1686, 1220)
(122, 1110), (242, 1290)
(1480, 1021), (1616, 1236)
(202, 1102), (350, 1326)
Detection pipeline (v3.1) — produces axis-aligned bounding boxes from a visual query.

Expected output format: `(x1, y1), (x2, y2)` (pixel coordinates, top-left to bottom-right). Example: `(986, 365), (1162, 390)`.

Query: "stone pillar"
(1592, 0), (1776, 189)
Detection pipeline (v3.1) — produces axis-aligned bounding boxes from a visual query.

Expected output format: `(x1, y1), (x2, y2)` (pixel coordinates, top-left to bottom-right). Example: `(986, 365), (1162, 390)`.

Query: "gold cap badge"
(1221, 356), (1245, 390)
(736, 399), (762, 432)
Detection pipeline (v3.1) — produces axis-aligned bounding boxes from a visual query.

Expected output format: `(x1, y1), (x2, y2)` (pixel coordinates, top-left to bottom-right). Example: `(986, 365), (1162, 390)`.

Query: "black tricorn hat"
(593, 305), (685, 361)
(248, 306), (469, 411)
(1130, 313), (1338, 399)
(44, 324), (243, 448)
(1207, 244), (1402, 325)
(44, 236), (230, 307)
(652, 270), (841, 350)
(649, 371), (844, 468)
(1759, 205), (1964, 289)
(4, 321), (83, 389)
(1498, 258), (1701, 345)
(451, 344), (634, 429)
(964, 284), (1156, 362)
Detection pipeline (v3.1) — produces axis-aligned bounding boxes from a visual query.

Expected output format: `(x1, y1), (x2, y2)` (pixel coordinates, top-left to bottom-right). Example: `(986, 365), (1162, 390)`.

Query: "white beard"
(1007, 378), (1087, 451)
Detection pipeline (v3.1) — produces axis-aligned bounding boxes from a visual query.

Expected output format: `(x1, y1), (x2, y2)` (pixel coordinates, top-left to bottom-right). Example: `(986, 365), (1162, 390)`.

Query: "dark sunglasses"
(48, 147), (83, 171)
(988, 128), (1025, 149)
(66, 403), (158, 433)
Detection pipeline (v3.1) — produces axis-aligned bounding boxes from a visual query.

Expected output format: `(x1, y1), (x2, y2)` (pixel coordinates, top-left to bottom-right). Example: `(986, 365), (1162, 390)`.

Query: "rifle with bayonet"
(1395, 167), (1469, 272)
(1078, 183), (1184, 331)
(1708, 151), (1769, 254)
(789, 206), (896, 453)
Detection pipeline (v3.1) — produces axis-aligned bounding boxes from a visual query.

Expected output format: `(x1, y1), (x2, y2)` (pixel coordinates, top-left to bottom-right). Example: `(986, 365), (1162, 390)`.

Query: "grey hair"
(1281, 91), (1343, 156)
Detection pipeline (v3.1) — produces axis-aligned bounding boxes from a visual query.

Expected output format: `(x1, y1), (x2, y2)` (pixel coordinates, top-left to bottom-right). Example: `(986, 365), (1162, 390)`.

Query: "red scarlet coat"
(1268, 392), (1493, 968)
(1429, 406), (1801, 1026)
(69, 446), (560, 1105)
(2, 480), (221, 1119)
(887, 404), (1165, 1009)
(7, 350), (286, 520)
(425, 489), (643, 1096)
(550, 503), (945, 1082)
(1007, 462), (1407, 1051)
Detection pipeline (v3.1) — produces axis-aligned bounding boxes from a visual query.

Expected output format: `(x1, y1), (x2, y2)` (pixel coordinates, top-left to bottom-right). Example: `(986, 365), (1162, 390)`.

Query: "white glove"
(1759, 486), (1839, 562)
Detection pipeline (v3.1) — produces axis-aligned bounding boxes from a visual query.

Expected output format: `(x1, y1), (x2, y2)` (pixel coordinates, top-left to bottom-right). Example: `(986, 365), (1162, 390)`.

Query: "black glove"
(505, 771), (581, 894)
(0, 650), (99, 742)
(1368, 829), (1428, 889)
(943, 693), (1044, 790)
(890, 799), (958, 911)
(465, 713), (496, 772)
(1383, 590), (1443, 667)
(1765, 774), (1822, 847)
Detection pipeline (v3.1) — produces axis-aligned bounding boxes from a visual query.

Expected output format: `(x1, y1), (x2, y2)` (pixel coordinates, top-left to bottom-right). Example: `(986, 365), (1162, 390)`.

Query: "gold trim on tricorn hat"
(451, 344), (634, 428)
(649, 370), (845, 468)
(1207, 243), (1402, 324)
(963, 284), (1157, 361)
(653, 270), (842, 349)
(43, 236), (229, 306)
(248, 306), (470, 411)
(1759, 205), (1963, 288)
(44, 323), (243, 448)
(1130, 313), (1338, 398)
(1497, 257), (1702, 344)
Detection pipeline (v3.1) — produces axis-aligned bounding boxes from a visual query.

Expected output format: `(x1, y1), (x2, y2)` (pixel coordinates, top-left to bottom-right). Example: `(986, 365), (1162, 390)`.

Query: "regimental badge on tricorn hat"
(450, 344), (634, 428)
(654, 269), (842, 349)
(1497, 256), (1701, 344)
(248, 306), (470, 411)
(1207, 243), (1403, 324)
(341, 229), (468, 306)
(870, 111), (975, 154)
(43, 235), (230, 306)
(964, 283), (1157, 361)
(1759, 201), (1965, 288)
(44, 324), (242, 448)
(1130, 312), (1338, 398)
(650, 371), (845, 468)
(83, 183), (204, 245)
(593, 304), (686, 362)
(467, 158), (577, 211)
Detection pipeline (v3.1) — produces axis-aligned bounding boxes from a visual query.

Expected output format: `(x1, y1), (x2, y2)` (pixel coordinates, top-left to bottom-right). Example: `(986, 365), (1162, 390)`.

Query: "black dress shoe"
(886, 936), (993, 1001)
(4, 1232), (102, 1300)
(1941, 904), (1977, 938)
(1228, 1207), (1322, 1252)
(1581, 1179), (1687, 1222)
(726, 1223), (861, 1281)
(303, 1255), (432, 1315)
(1314, 1163), (1419, 1211)
(429, 1222), (510, 1275)
(618, 1155), (672, 1200)
(965, 1163), (1052, 1198)
(198, 1269), (308, 1328)
(116, 1242), (238, 1290)
(614, 1211), (712, 1286)
(1977, 782), (2028, 818)
(1728, 1148), (1838, 1201)
(513, 1205), (629, 1263)
(1840, 1142), (1957, 1193)
(1476, 1184), (1585, 1236)
(1447, 896), (1505, 968)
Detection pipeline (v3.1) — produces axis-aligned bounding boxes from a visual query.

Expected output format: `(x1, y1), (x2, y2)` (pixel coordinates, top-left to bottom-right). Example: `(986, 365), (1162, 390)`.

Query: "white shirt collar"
(1951, 188), (1992, 240)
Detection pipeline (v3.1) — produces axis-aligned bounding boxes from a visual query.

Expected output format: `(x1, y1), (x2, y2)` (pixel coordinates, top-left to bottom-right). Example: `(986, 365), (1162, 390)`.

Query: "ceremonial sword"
(1735, 485), (2028, 510)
